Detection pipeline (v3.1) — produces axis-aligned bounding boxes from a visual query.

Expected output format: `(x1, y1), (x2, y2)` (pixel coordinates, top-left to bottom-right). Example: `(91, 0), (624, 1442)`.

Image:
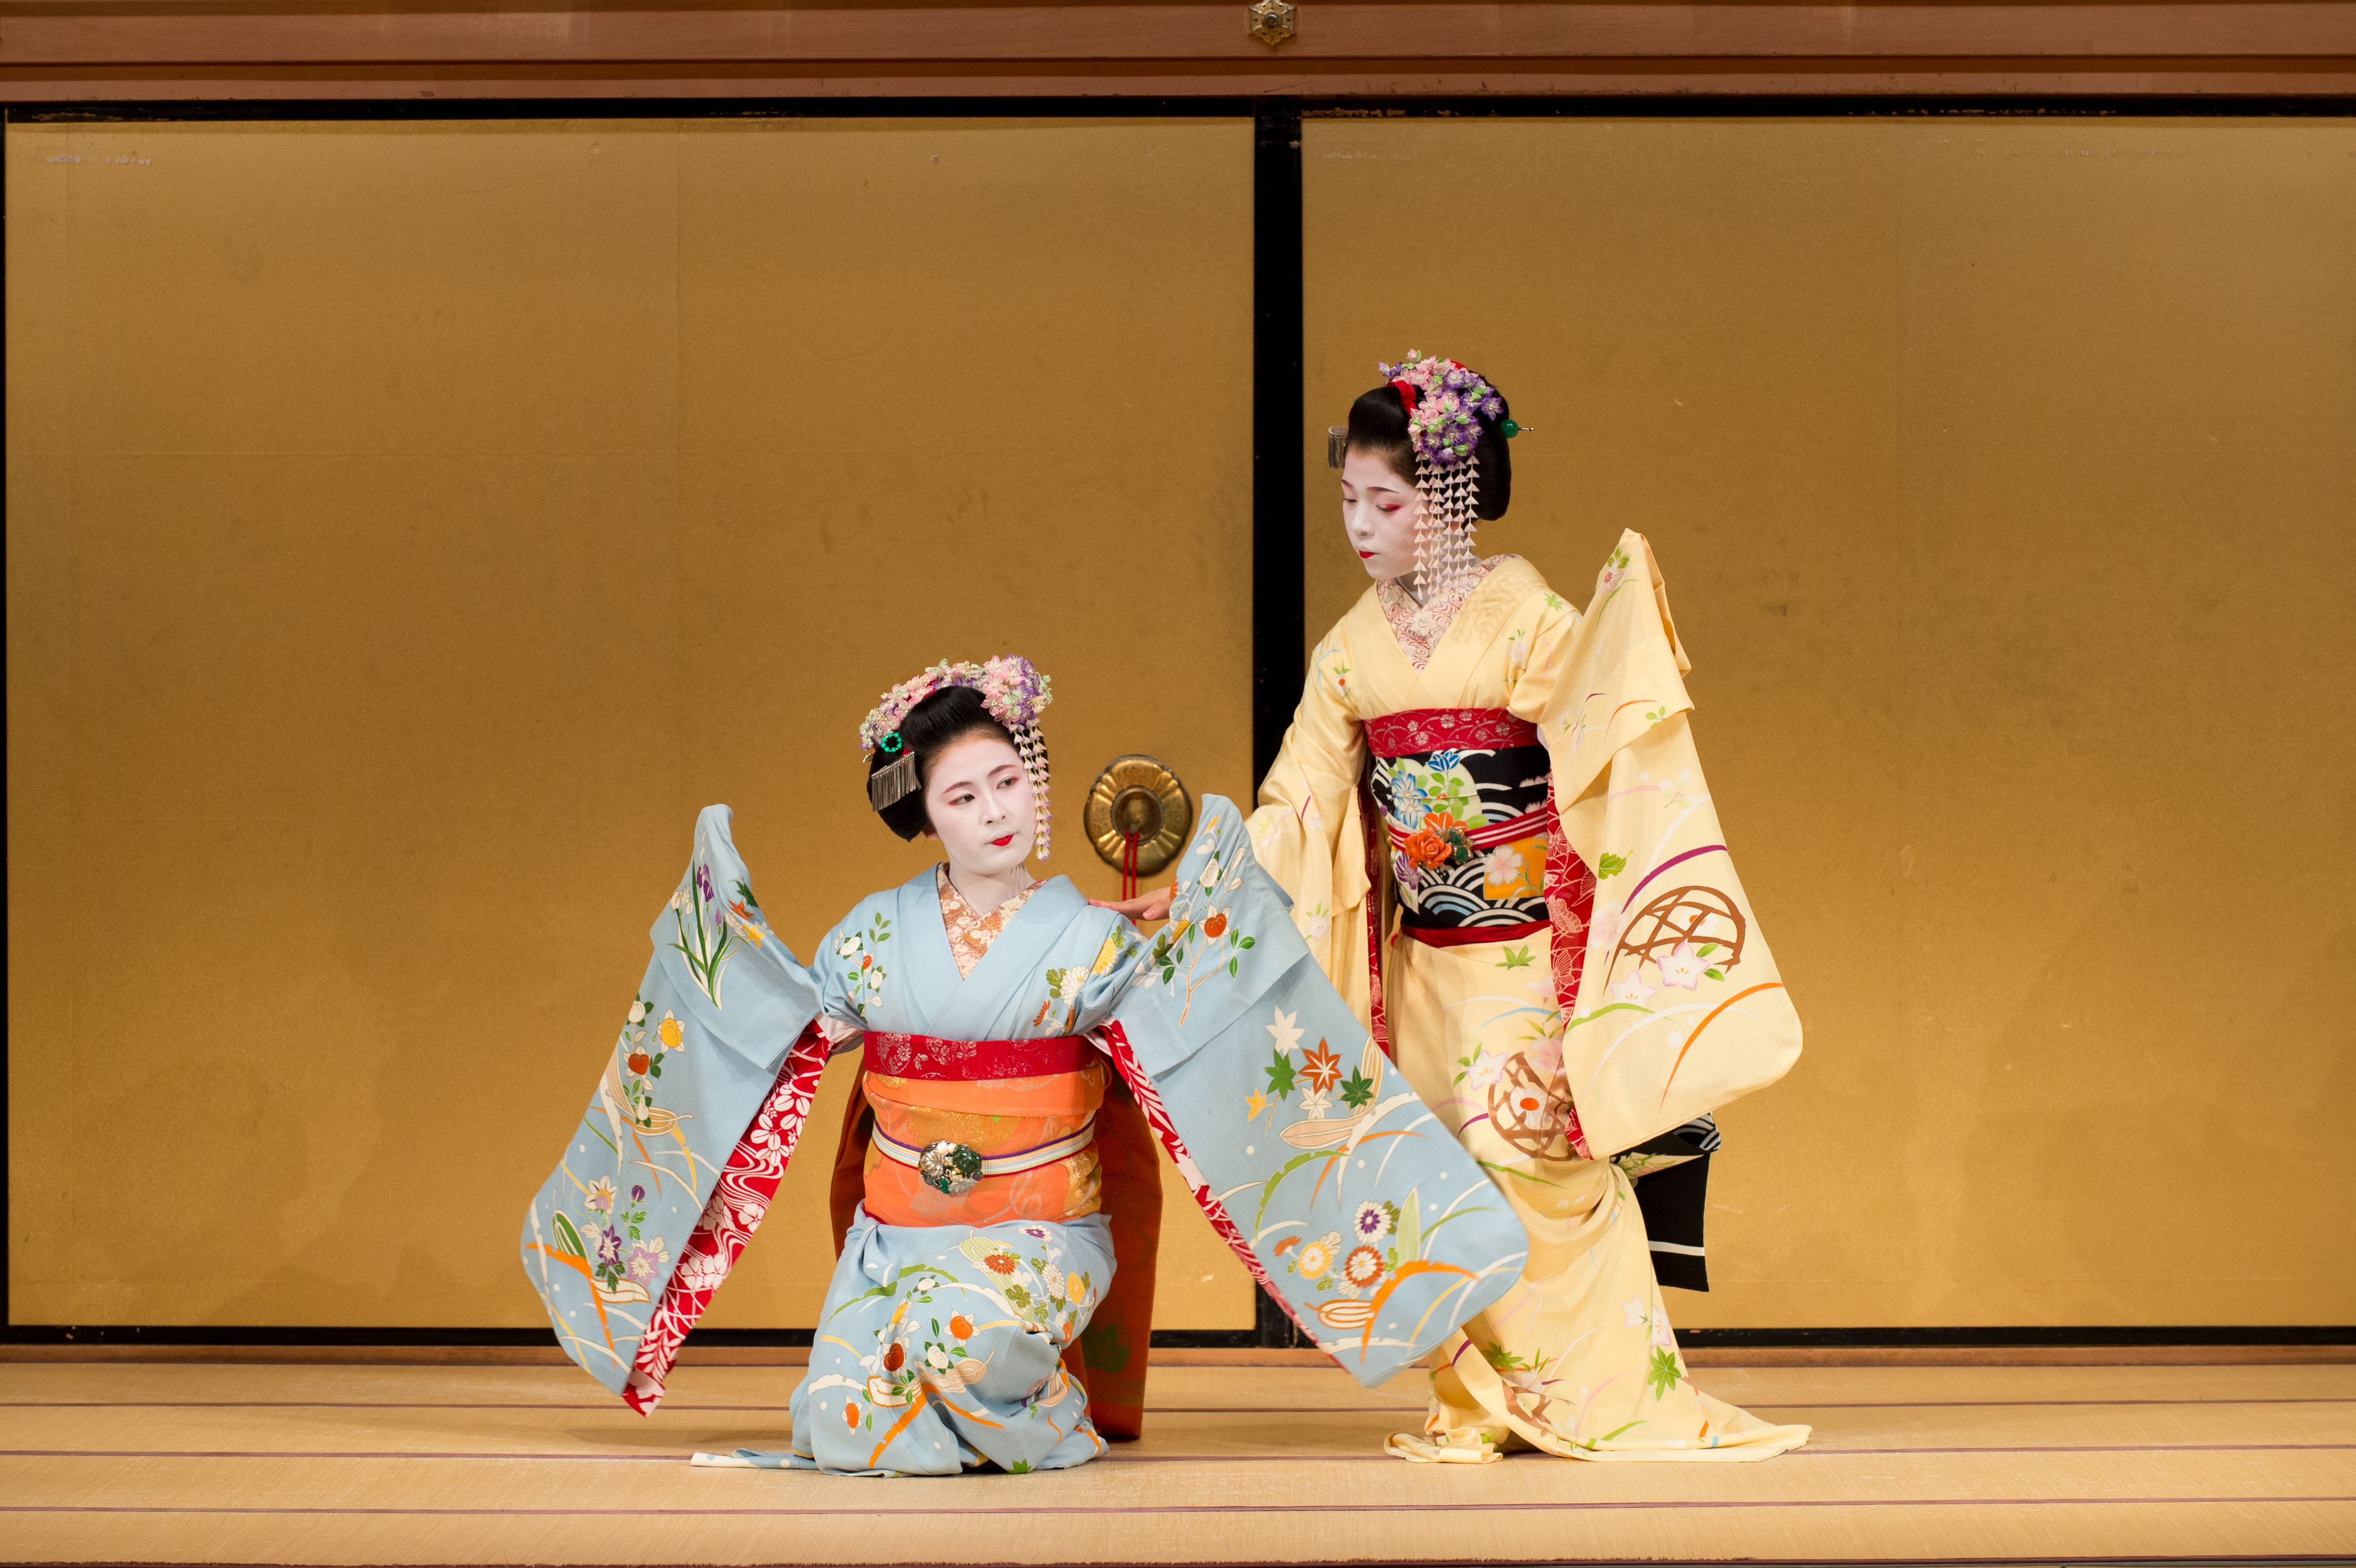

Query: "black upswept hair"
(1343, 380), (1514, 522)
(868, 684), (1019, 841)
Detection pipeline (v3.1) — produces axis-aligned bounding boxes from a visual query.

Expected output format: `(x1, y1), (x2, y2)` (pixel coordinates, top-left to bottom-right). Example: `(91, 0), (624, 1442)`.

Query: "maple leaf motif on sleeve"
(1300, 1039), (1343, 1094)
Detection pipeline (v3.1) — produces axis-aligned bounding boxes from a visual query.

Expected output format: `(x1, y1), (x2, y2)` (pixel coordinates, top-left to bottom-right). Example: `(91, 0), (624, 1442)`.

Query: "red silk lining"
(624, 1019), (832, 1414)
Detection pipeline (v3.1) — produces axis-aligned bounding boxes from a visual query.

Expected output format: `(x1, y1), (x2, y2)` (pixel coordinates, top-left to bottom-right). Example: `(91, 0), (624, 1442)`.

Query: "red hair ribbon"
(1389, 378), (1419, 413)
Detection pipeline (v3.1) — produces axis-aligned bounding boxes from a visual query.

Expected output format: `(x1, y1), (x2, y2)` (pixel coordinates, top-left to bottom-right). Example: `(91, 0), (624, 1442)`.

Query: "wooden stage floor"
(3, 1355), (2352, 1566)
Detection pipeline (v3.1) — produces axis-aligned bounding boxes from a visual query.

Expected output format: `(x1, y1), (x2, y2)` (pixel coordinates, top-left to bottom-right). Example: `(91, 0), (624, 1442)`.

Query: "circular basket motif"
(1083, 755), (1193, 879)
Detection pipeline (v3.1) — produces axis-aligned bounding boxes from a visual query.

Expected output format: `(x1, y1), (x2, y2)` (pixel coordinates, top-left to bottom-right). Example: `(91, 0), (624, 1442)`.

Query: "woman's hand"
(1089, 885), (1175, 922)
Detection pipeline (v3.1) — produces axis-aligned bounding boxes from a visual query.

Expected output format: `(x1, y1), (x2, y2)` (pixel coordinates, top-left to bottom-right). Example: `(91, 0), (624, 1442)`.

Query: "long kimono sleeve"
(1508, 532), (1804, 1159)
(1105, 796), (1532, 1389)
(807, 901), (896, 1044)
(518, 805), (834, 1412)
(1245, 632), (1370, 996)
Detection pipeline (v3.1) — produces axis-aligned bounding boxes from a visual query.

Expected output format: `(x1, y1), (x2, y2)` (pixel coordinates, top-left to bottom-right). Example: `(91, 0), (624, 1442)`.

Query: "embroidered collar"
(1378, 555), (1505, 671)
(935, 864), (1041, 979)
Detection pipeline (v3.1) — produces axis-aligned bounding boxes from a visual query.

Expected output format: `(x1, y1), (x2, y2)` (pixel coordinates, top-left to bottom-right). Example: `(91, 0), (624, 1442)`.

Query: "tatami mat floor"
(3, 1358), (2352, 1565)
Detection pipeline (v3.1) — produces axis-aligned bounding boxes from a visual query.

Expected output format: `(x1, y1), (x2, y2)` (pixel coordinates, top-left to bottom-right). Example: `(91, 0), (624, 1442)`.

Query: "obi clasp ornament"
(916, 1140), (985, 1196)
(873, 1118), (1102, 1194)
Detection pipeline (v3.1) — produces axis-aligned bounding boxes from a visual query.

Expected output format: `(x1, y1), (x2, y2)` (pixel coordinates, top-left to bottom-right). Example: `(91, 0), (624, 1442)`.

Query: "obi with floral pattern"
(1366, 707), (1554, 945)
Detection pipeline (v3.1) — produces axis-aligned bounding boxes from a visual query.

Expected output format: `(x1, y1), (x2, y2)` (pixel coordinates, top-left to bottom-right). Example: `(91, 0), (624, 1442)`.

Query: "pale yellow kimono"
(1247, 532), (1809, 1463)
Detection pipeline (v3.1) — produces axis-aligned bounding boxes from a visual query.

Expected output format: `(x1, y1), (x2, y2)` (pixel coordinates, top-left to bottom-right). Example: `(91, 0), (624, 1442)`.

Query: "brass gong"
(1084, 755), (1193, 879)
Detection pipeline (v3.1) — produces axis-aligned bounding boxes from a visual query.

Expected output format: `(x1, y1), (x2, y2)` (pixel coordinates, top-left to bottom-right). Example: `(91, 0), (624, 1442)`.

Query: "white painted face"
(1339, 449), (1424, 583)
(921, 731), (1036, 881)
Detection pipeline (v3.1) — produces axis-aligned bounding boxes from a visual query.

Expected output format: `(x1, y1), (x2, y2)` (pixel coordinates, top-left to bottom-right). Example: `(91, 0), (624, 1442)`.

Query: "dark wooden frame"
(2, 1), (2353, 100)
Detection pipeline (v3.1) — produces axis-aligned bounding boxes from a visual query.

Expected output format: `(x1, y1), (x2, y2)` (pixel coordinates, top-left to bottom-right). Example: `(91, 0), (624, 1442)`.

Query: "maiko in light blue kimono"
(521, 797), (1533, 1477)
(729, 871), (1147, 1477)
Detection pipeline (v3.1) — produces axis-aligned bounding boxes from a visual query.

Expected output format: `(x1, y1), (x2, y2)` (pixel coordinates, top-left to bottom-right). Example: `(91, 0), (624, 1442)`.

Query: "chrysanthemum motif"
(1341, 1244), (1387, 1290)
(1353, 1200), (1393, 1241)
(1295, 1232), (1341, 1280)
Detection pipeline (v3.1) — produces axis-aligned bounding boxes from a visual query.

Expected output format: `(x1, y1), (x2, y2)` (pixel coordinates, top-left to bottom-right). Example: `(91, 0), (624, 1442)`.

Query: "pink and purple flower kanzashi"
(857, 655), (1054, 757)
(1378, 352), (1503, 471)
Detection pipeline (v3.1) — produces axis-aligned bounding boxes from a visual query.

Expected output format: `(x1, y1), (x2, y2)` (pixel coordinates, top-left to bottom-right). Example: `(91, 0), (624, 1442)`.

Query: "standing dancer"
(1105, 355), (1810, 1464)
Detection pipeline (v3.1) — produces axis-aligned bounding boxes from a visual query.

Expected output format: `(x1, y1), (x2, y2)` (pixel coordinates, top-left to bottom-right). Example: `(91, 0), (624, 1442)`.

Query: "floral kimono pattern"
(517, 813), (821, 1405)
(713, 1212), (1118, 1476)
(743, 869), (1145, 1475)
(1104, 799), (1534, 1382)
(1245, 533), (1809, 1463)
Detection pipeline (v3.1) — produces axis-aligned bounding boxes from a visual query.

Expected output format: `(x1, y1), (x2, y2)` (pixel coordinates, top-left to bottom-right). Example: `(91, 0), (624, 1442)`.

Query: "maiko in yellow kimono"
(1250, 530), (1809, 1463)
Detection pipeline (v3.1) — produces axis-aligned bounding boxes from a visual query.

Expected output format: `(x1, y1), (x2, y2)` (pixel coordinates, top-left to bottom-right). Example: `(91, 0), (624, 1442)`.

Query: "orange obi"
(859, 1033), (1106, 1228)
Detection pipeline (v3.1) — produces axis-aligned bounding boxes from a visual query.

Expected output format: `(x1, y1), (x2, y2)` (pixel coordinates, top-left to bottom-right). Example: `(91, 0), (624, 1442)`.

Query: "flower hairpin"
(1378, 353), (1504, 471)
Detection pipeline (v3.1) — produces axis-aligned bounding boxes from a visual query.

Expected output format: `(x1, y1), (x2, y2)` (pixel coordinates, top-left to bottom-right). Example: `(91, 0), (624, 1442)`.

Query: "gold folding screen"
(5, 116), (1260, 1328)
(1302, 115), (2356, 1327)
(10, 110), (2353, 1335)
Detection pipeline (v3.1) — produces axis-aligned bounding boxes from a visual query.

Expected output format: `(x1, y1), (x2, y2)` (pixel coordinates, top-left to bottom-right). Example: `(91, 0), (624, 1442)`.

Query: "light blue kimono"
(749, 871), (1144, 1476)
(808, 867), (1143, 1042)
(522, 797), (1529, 1475)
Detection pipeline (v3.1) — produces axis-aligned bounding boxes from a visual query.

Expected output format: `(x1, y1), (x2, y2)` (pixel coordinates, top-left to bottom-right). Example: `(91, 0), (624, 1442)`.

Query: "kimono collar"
(895, 867), (1087, 1036)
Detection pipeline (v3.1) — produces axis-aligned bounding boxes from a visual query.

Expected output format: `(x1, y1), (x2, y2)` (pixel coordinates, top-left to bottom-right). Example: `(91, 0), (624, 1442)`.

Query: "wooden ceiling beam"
(5, 1), (2350, 99)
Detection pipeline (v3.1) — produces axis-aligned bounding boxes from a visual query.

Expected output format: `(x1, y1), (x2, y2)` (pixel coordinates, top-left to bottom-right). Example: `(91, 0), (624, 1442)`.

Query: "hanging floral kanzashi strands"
(1378, 352), (1502, 602)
